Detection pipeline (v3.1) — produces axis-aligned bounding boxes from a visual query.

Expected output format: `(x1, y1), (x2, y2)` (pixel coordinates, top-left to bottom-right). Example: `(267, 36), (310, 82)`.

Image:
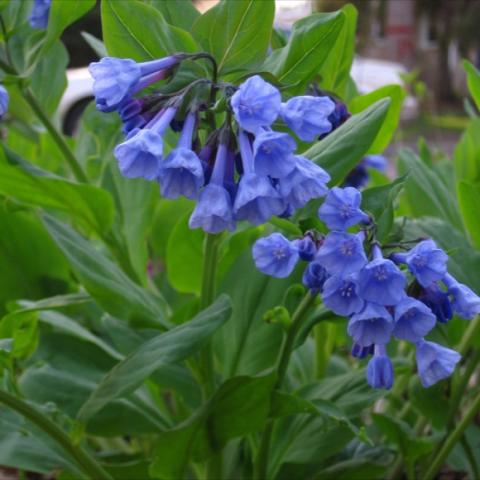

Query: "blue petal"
(253, 233), (299, 278)
(347, 303), (393, 347)
(253, 131), (297, 178)
(393, 297), (436, 342)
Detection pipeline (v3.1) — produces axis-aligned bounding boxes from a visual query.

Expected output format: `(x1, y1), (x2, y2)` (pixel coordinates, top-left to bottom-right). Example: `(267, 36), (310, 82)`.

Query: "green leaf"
(101, 0), (197, 62)
(463, 60), (480, 111)
(193, 0), (274, 75)
(454, 118), (480, 183)
(304, 99), (390, 185)
(349, 84), (405, 153)
(77, 294), (232, 423)
(0, 147), (114, 236)
(0, 311), (38, 359)
(148, 0), (200, 31)
(43, 215), (170, 328)
(149, 373), (275, 479)
(81, 32), (107, 58)
(263, 11), (345, 92)
(458, 181), (480, 249)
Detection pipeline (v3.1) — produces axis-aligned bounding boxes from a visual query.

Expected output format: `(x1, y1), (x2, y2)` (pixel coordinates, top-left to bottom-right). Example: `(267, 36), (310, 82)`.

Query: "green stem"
(423, 393), (480, 480)
(0, 390), (111, 480)
(314, 322), (335, 378)
(254, 293), (315, 480)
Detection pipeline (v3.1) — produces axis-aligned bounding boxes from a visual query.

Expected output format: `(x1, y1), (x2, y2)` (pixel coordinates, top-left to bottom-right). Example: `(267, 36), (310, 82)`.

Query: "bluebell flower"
(327, 98), (350, 131)
(393, 297), (436, 342)
(29, 0), (51, 29)
(347, 303), (394, 347)
(189, 143), (235, 234)
(343, 155), (387, 189)
(366, 345), (394, 389)
(318, 187), (370, 231)
(280, 95), (335, 142)
(0, 85), (9, 119)
(392, 239), (448, 287)
(231, 75), (281, 133)
(316, 231), (367, 277)
(303, 261), (328, 293)
(114, 107), (176, 180)
(233, 130), (284, 225)
(89, 56), (178, 112)
(415, 340), (461, 388)
(277, 156), (330, 209)
(252, 233), (299, 278)
(357, 246), (406, 306)
(292, 236), (317, 261)
(363, 155), (387, 171)
(418, 283), (453, 324)
(253, 130), (297, 178)
(158, 112), (204, 200)
(351, 343), (374, 359)
(443, 274), (480, 319)
(322, 274), (364, 316)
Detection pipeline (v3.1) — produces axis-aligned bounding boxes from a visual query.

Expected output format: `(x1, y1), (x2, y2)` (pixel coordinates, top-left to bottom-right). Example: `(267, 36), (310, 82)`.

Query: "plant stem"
(0, 389), (112, 480)
(314, 322), (335, 378)
(254, 293), (315, 480)
(423, 393), (480, 480)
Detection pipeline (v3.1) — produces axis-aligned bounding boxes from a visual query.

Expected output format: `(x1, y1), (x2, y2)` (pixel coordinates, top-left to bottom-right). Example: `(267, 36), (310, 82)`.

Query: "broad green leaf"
(148, 0), (200, 31)
(463, 60), (480, 111)
(193, 0), (274, 75)
(149, 373), (275, 479)
(81, 32), (108, 58)
(454, 118), (480, 183)
(349, 84), (405, 153)
(458, 181), (480, 249)
(43, 215), (170, 328)
(305, 99), (390, 185)
(263, 11), (345, 92)
(77, 294), (232, 422)
(0, 147), (114, 236)
(0, 311), (38, 359)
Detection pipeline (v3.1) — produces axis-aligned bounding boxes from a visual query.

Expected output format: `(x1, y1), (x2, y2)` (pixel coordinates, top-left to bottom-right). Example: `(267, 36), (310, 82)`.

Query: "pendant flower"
(252, 233), (299, 278)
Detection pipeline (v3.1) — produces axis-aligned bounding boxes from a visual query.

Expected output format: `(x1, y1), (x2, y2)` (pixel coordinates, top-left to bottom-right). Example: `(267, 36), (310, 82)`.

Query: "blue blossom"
(252, 233), (299, 278)
(233, 130), (284, 224)
(318, 187), (370, 231)
(351, 343), (374, 359)
(29, 0), (51, 29)
(415, 340), (461, 388)
(292, 236), (317, 262)
(0, 85), (9, 119)
(366, 345), (394, 389)
(393, 297), (436, 342)
(316, 232), (367, 277)
(343, 155), (387, 189)
(392, 239), (448, 287)
(253, 130), (297, 178)
(322, 274), (364, 316)
(231, 75), (281, 133)
(280, 95), (335, 142)
(189, 143), (235, 234)
(418, 283), (453, 324)
(363, 155), (387, 171)
(327, 98), (350, 131)
(114, 108), (176, 180)
(347, 303), (394, 347)
(443, 274), (480, 319)
(303, 261), (328, 293)
(357, 246), (406, 306)
(277, 156), (330, 209)
(158, 112), (204, 200)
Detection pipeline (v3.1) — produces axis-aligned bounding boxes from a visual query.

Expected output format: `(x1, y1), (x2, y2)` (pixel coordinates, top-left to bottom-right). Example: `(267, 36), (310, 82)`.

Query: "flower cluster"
(0, 85), (8, 119)
(29, 0), (51, 29)
(91, 58), (337, 233)
(253, 186), (480, 389)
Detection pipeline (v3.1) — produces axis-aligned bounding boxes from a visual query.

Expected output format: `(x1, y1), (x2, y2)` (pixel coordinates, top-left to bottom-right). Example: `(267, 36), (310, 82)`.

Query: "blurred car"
(59, 57), (417, 135)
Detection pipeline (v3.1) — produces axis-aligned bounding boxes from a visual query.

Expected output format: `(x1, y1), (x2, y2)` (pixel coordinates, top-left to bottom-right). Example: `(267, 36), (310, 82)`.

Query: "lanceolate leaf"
(458, 180), (480, 249)
(77, 295), (232, 422)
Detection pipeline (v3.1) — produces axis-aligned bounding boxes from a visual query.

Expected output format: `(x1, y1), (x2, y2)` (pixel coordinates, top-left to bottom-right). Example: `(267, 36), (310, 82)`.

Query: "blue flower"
(114, 108), (176, 180)
(253, 130), (297, 178)
(351, 343), (374, 359)
(316, 232), (367, 277)
(318, 187), (370, 231)
(443, 274), (480, 319)
(277, 156), (330, 209)
(233, 130), (284, 225)
(366, 345), (394, 389)
(327, 98), (350, 131)
(0, 85), (9, 119)
(292, 236), (317, 261)
(29, 0), (51, 29)
(303, 261), (328, 293)
(158, 112), (204, 200)
(231, 75), (281, 133)
(322, 274), (364, 316)
(363, 155), (387, 171)
(415, 340), (461, 388)
(252, 233), (299, 278)
(347, 303), (394, 347)
(418, 283), (453, 324)
(357, 246), (406, 306)
(280, 95), (335, 142)
(392, 239), (448, 287)
(393, 297), (436, 342)
(189, 143), (235, 234)
(343, 155), (387, 189)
